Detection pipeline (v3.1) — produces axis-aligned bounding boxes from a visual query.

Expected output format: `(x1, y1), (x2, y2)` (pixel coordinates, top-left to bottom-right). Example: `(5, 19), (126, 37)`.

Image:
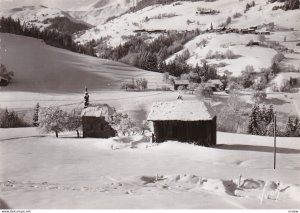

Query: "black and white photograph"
(0, 0), (300, 210)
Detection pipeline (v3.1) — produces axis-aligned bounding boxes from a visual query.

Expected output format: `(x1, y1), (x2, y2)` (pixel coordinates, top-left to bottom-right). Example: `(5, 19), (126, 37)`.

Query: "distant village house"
(172, 79), (189, 90)
(0, 76), (9, 87)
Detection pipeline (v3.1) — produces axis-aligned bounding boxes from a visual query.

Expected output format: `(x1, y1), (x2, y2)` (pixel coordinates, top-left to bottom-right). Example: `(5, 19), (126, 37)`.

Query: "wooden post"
(273, 114), (277, 170)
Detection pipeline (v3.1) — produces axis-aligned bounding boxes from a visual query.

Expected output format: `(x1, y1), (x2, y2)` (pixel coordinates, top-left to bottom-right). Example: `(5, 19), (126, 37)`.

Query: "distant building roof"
(147, 100), (216, 121)
(174, 80), (189, 85)
(208, 79), (223, 85)
(0, 76), (9, 81)
(81, 104), (115, 118)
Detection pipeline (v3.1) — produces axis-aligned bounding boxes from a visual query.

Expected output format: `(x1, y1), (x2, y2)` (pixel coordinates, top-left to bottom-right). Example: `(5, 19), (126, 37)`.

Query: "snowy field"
(0, 128), (300, 209)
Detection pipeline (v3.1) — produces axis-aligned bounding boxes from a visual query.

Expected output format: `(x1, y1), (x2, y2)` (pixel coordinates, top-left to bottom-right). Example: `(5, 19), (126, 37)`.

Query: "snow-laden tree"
(110, 112), (140, 136)
(65, 108), (82, 137)
(32, 103), (40, 127)
(39, 106), (68, 137)
(248, 104), (260, 135)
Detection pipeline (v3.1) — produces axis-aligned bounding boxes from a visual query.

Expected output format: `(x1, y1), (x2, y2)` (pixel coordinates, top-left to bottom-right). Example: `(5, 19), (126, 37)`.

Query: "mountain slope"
(75, 0), (300, 47)
(0, 5), (91, 34)
(0, 33), (165, 93)
(69, 0), (138, 26)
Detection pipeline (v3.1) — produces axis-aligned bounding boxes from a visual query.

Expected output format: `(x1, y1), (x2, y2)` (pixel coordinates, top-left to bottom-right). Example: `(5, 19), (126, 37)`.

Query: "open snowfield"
(0, 128), (300, 209)
(0, 33), (165, 93)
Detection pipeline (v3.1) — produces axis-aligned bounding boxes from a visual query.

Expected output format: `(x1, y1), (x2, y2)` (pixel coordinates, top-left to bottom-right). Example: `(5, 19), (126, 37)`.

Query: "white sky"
(0, 0), (96, 10)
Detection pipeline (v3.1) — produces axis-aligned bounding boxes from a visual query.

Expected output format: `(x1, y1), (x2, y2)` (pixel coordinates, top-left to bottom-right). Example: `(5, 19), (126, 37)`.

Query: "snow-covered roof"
(0, 76), (9, 81)
(147, 100), (216, 121)
(174, 80), (189, 85)
(208, 79), (223, 85)
(81, 104), (115, 118)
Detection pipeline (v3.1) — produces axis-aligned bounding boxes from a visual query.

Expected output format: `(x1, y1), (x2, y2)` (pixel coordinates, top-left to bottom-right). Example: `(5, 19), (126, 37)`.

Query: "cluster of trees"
(270, 0), (299, 10)
(0, 17), (95, 56)
(248, 104), (275, 136)
(129, 0), (203, 12)
(43, 17), (90, 35)
(248, 104), (300, 137)
(245, 1), (256, 13)
(0, 108), (29, 128)
(227, 55), (283, 93)
(121, 78), (148, 91)
(38, 105), (150, 138)
(38, 106), (82, 137)
(97, 30), (201, 74)
(286, 116), (300, 137)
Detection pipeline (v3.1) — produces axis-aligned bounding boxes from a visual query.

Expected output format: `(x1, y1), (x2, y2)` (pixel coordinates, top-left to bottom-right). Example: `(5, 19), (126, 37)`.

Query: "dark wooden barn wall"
(82, 116), (116, 138)
(153, 117), (216, 146)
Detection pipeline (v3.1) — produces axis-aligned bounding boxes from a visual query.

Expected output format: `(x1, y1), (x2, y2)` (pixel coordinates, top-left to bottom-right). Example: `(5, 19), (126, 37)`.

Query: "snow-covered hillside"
(0, 5), (90, 33)
(76, 0), (300, 47)
(69, 0), (139, 26)
(167, 33), (278, 76)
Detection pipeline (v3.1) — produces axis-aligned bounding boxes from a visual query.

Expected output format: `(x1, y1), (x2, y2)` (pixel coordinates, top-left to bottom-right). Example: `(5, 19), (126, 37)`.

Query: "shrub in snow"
(110, 112), (140, 136)
(226, 16), (232, 25)
(0, 64), (14, 83)
(251, 91), (267, 103)
(195, 84), (213, 98)
(39, 106), (68, 137)
(233, 12), (242, 18)
(258, 34), (266, 43)
(135, 78), (148, 90)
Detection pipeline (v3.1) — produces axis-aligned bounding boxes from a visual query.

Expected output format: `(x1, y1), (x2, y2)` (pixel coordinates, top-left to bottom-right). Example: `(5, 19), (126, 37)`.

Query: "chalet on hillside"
(173, 80), (189, 90)
(147, 100), (217, 146)
(207, 79), (224, 91)
(0, 77), (9, 86)
(81, 105), (116, 138)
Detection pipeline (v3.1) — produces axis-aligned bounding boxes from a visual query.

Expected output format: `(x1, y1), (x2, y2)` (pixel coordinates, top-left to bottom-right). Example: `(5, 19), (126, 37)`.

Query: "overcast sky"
(0, 0), (96, 10)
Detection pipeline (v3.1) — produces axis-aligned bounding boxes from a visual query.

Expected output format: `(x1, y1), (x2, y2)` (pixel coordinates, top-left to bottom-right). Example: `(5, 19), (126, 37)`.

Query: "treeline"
(129, 0), (207, 12)
(248, 104), (300, 137)
(43, 17), (91, 35)
(0, 16), (96, 56)
(98, 30), (206, 74)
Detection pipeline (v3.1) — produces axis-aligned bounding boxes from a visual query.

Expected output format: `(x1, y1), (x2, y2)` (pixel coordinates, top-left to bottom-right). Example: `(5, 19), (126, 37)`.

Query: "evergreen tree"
(84, 87), (89, 108)
(266, 105), (274, 124)
(286, 116), (295, 136)
(248, 104), (260, 135)
(32, 102), (40, 127)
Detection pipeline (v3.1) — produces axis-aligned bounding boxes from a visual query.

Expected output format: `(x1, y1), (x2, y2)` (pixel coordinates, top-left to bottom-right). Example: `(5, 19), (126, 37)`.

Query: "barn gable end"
(147, 101), (217, 146)
(81, 105), (116, 138)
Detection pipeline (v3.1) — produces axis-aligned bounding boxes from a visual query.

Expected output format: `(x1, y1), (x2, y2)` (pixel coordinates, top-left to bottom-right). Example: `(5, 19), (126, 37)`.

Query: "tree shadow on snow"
(216, 144), (300, 154)
(264, 98), (290, 106)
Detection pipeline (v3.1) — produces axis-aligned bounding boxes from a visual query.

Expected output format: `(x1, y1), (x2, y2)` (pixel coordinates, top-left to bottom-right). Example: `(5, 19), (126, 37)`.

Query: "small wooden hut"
(147, 100), (217, 146)
(0, 77), (9, 87)
(173, 80), (189, 90)
(81, 105), (116, 138)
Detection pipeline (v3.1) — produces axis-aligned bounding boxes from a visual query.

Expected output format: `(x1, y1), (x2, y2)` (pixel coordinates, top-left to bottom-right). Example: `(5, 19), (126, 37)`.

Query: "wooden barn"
(147, 100), (217, 146)
(173, 80), (189, 90)
(81, 105), (116, 138)
(0, 77), (9, 87)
